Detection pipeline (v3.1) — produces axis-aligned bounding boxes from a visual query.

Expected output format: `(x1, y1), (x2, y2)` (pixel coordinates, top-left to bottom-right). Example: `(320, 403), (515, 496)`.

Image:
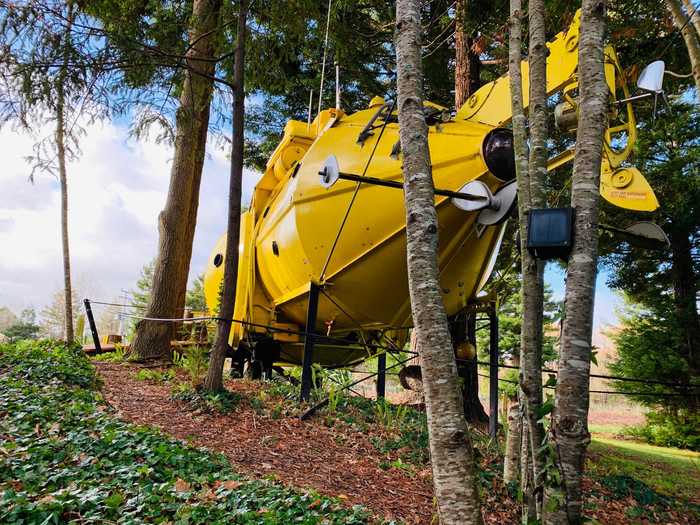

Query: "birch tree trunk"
(520, 417), (537, 523)
(544, 1), (608, 522)
(56, 1), (75, 344)
(681, 0), (700, 39)
(508, 0), (546, 517)
(523, 0), (548, 517)
(204, 0), (247, 392)
(395, 0), (482, 522)
(666, 0), (700, 103)
(503, 355), (522, 485)
(130, 0), (222, 362)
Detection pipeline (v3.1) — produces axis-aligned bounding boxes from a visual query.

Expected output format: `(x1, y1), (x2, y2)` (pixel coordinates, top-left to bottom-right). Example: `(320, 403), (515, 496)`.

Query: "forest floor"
(94, 360), (700, 525)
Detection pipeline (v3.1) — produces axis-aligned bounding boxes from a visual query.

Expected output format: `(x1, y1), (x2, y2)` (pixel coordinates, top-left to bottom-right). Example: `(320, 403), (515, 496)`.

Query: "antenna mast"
(335, 62), (341, 109)
(317, 0), (333, 130)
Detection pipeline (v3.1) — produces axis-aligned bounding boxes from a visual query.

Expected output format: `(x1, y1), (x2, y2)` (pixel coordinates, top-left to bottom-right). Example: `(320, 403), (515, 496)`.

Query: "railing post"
(300, 282), (321, 402)
(376, 352), (386, 399)
(489, 303), (499, 439)
(83, 299), (101, 353)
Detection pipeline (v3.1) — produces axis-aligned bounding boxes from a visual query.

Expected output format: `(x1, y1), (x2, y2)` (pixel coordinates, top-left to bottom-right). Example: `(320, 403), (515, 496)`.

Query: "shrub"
(626, 409), (700, 451)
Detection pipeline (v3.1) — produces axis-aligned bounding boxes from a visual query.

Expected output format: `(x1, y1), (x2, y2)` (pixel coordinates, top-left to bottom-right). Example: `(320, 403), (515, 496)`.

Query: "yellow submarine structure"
(203, 11), (659, 373)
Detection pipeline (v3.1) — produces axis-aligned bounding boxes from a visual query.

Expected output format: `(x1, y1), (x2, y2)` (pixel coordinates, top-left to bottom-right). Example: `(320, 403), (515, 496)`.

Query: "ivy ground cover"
(0, 341), (379, 524)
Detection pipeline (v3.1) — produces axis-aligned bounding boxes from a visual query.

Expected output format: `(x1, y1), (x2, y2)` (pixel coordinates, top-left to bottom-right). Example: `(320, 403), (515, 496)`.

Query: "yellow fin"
(600, 166), (659, 212)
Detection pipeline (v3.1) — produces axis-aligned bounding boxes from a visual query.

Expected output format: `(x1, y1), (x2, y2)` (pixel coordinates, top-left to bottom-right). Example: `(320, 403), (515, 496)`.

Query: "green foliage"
(186, 274), (207, 312)
(127, 260), (154, 336)
(477, 272), (562, 368)
(0, 340), (381, 524)
(625, 410), (700, 451)
(173, 346), (209, 386)
(171, 384), (242, 415)
(135, 368), (176, 383)
(94, 343), (128, 363)
(3, 308), (42, 343)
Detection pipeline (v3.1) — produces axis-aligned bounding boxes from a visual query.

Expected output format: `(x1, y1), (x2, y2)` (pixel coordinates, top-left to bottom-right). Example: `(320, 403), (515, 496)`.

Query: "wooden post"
(300, 282), (320, 401)
(83, 299), (101, 353)
(376, 352), (387, 399)
(489, 304), (499, 439)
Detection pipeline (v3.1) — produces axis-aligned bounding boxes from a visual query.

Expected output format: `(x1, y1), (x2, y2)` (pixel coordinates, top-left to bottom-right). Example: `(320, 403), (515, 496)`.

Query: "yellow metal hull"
(203, 9), (658, 367)
(204, 105), (509, 365)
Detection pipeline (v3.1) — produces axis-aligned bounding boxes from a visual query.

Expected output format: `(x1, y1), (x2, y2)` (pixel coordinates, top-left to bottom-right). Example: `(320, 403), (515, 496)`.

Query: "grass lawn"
(588, 437), (700, 503)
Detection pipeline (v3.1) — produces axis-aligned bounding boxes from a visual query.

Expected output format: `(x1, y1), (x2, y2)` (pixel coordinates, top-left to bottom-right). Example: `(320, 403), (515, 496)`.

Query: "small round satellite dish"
(478, 180), (517, 225)
(319, 155), (340, 188)
(452, 180), (492, 212)
(624, 221), (670, 249)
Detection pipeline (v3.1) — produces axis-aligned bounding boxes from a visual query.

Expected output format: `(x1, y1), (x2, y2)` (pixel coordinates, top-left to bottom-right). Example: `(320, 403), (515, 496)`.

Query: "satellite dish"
(479, 180), (517, 225)
(637, 60), (665, 93)
(452, 181), (493, 212)
(599, 221), (669, 250)
(624, 222), (670, 250)
(319, 155), (340, 188)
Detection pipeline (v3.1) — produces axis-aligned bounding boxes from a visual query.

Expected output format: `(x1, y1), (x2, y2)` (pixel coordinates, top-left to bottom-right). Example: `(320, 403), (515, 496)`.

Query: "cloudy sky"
(0, 120), (260, 318)
(0, 120), (621, 339)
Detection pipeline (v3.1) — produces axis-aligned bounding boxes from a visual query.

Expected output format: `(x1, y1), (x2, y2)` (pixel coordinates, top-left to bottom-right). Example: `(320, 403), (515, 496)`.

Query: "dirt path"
(95, 362), (698, 525)
(96, 362), (436, 524)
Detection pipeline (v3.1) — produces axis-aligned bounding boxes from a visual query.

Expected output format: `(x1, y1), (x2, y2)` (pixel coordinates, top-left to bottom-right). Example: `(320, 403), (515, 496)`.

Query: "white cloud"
(0, 120), (260, 317)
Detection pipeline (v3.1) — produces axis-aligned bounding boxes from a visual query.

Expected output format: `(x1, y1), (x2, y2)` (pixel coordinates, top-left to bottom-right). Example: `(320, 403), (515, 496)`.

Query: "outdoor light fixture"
(527, 207), (574, 260)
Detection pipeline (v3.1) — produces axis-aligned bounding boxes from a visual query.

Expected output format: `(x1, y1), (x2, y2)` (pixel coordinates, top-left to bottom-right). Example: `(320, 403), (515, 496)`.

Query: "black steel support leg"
(84, 299), (101, 353)
(376, 352), (386, 399)
(300, 283), (321, 402)
(489, 305), (499, 439)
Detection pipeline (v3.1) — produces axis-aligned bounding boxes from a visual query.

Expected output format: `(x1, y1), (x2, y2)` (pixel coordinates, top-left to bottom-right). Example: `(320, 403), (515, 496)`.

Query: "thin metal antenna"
(335, 61), (340, 109)
(307, 89), (314, 131)
(316, 0), (333, 133)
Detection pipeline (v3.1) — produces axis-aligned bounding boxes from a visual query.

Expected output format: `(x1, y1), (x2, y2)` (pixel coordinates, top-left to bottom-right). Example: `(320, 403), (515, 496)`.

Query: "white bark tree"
(395, 0), (482, 522)
(544, 0), (609, 522)
(666, 0), (700, 102)
(508, 0), (547, 518)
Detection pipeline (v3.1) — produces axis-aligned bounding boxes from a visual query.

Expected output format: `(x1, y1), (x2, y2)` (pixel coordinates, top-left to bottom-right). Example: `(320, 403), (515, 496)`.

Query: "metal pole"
(335, 62), (340, 109)
(333, 172), (487, 202)
(489, 304), (499, 439)
(300, 282), (321, 401)
(83, 299), (101, 353)
(376, 352), (386, 399)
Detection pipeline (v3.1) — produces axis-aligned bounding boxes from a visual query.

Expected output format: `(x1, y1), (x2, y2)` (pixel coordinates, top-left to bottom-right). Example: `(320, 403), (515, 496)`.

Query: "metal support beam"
(83, 299), (101, 353)
(334, 171), (487, 201)
(300, 282), (321, 401)
(376, 352), (386, 399)
(488, 304), (499, 439)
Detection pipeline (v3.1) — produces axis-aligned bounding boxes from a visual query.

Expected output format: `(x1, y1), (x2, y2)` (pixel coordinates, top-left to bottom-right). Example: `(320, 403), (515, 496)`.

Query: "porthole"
(213, 254), (224, 267)
(272, 241), (279, 256)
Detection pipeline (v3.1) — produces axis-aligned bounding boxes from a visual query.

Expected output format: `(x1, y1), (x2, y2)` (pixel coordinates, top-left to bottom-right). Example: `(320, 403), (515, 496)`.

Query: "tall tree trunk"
(520, 416), (537, 523)
(544, 1), (608, 522)
(56, 1), (75, 344)
(454, 0), (481, 109)
(508, 0), (546, 517)
(395, 0), (482, 523)
(204, 0), (247, 392)
(666, 0), (700, 103)
(523, 0), (548, 517)
(503, 400), (521, 483)
(130, 0), (222, 362)
(503, 355), (522, 485)
(669, 227), (700, 383)
(681, 0), (700, 39)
